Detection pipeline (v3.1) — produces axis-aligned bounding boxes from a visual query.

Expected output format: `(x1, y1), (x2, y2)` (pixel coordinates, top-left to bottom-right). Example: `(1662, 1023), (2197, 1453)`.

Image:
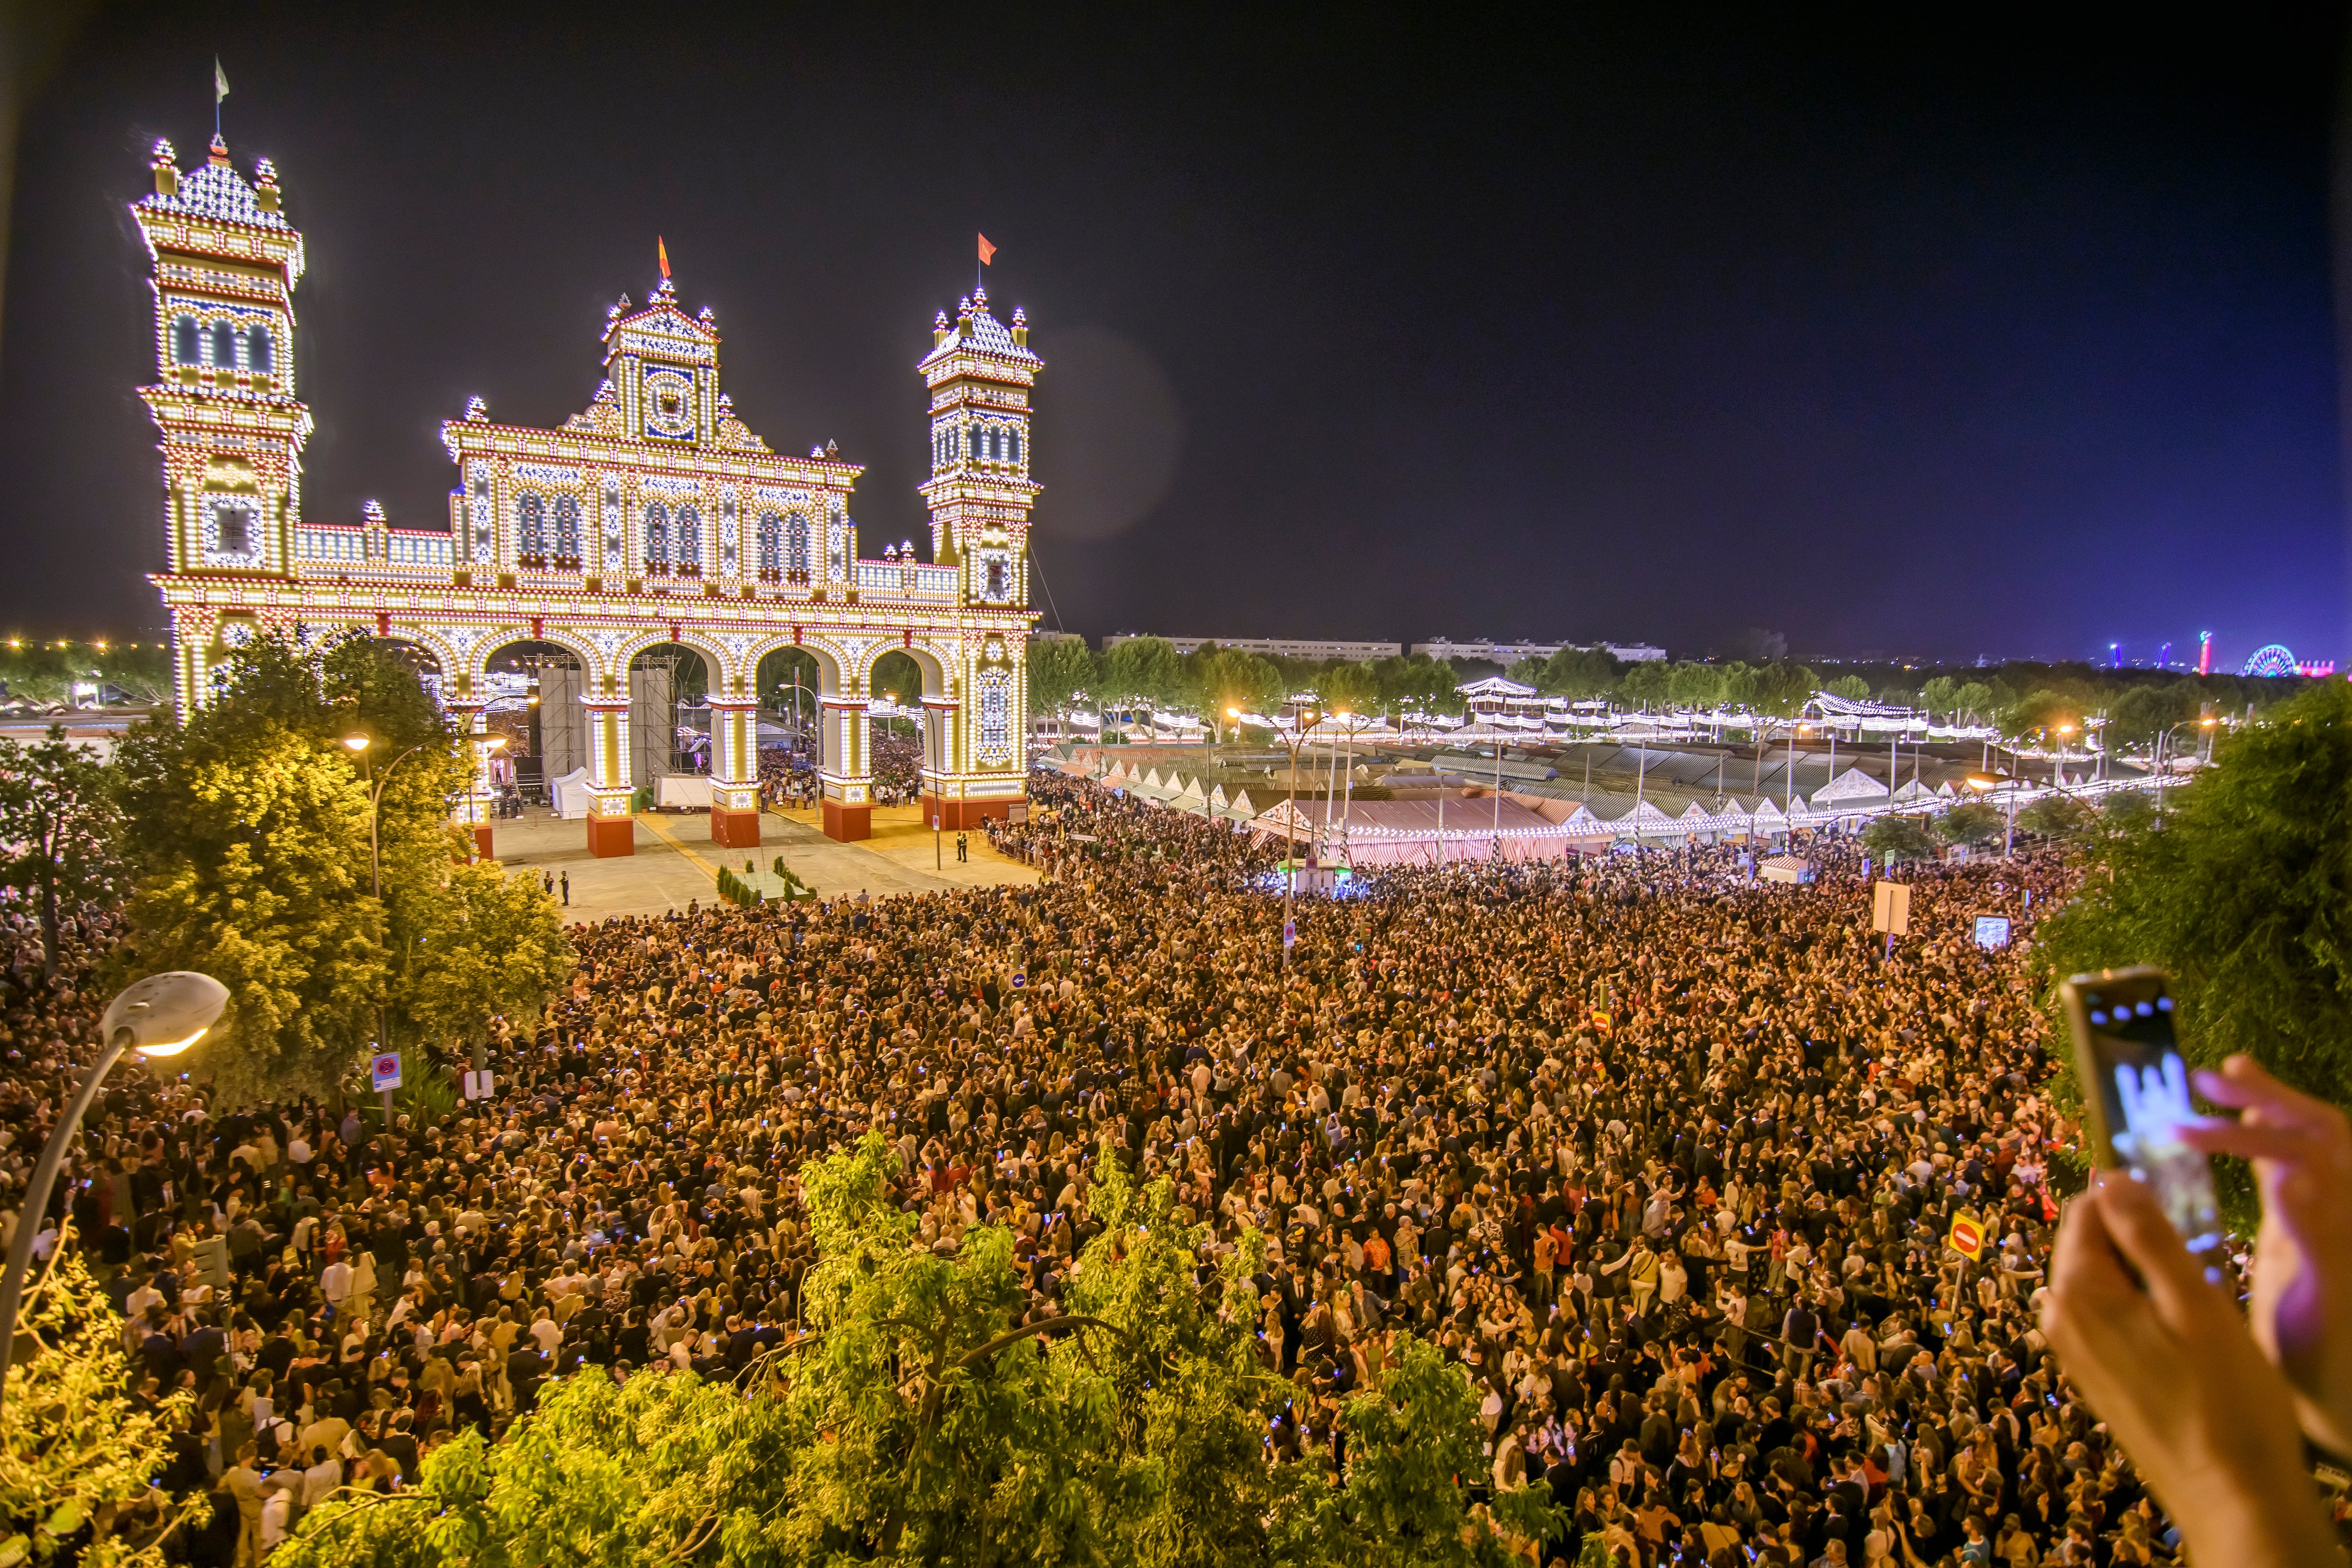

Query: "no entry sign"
(370, 1051), (403, 1092)
(1948, 1211), (1985, 1261)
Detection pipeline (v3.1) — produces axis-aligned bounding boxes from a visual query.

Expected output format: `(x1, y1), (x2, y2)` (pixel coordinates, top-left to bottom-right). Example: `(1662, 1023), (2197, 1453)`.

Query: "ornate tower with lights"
(130, 135), (308, 706)
(915, 287), (1042, 828)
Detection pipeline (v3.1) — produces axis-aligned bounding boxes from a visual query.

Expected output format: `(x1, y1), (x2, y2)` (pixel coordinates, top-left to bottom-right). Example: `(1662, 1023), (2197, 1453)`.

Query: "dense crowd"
(0, 770), (2317, 1566)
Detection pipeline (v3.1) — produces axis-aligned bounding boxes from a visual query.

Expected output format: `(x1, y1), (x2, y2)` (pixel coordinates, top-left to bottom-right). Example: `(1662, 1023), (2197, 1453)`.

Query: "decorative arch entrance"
(133, 132), (1044, 857)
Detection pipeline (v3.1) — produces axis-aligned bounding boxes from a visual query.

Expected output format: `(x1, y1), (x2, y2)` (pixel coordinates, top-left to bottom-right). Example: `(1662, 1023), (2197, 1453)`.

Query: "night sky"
(0, 5), (2343, 667)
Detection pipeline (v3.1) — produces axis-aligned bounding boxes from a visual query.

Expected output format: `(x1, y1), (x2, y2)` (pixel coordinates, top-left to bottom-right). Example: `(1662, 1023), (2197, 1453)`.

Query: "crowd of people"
(1, 768), (2340, 1565)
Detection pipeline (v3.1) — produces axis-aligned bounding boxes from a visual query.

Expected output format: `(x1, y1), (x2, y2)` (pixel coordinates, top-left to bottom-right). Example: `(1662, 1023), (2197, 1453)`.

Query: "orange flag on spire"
(977, 232), (996, 265)
(658, 236), (671, 279)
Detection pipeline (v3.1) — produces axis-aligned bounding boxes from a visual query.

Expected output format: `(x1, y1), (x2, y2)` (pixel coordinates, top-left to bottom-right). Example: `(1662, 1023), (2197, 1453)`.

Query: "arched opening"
(629, 641), (710, 784)
(480, 638), (585, 808)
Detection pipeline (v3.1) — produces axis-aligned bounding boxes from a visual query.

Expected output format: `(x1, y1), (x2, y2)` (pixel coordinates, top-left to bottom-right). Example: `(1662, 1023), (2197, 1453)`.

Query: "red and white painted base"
(587, 813), (636, 858)
(921, 794), (1016, 831)
(821, 800), (871, 841)
(710, 805), (763, 848)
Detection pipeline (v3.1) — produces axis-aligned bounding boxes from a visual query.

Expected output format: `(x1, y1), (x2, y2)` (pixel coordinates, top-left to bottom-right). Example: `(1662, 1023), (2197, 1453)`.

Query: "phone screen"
(2073, 973), (2224, 1264)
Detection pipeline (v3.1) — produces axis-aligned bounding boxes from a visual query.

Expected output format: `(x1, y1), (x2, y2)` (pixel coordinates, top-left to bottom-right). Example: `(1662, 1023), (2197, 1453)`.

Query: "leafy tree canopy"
(2038, 677), (2352, 1108)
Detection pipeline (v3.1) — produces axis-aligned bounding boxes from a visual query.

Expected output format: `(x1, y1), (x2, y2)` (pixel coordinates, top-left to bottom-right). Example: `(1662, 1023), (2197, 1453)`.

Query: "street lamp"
(2154, 716), (2218, 823)
(1244, 703), (1316, 966)
(1966, 770), (2025, 858)
(0, 971), (227, 1412)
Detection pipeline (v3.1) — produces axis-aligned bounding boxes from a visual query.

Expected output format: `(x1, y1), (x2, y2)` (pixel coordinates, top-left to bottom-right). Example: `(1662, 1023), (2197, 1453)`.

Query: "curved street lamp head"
(342, 733), (371, 752)
(102, 971), (229, 1059)
(1964, 771), (2013, 792)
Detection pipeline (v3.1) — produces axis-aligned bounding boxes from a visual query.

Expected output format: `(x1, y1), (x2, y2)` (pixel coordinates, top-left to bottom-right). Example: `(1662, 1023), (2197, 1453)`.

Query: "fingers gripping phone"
(2058, 966), (2225, 1266)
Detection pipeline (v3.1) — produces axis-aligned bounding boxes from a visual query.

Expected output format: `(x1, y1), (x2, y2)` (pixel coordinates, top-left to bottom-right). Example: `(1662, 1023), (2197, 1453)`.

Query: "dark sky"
(1, 5), (2344, 667)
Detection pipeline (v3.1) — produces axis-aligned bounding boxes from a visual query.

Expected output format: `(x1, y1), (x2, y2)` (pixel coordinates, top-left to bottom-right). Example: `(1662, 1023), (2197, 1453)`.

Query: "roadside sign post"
(1871, 880), (1910, 959)
(371, 1051), (402, 1127)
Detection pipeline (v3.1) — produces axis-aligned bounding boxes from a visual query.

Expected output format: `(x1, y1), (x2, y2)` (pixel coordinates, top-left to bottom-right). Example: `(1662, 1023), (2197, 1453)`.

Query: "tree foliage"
(1861, 814), (1936, 862)
(110, 636), (571, 1105)
(0, 1244), (192, 1567)
(2038, 677), (2352, 1108)
(0, 727), (124, 979)
(277, 1132), (1559, 1567)
(1934, 801), (2004, 849)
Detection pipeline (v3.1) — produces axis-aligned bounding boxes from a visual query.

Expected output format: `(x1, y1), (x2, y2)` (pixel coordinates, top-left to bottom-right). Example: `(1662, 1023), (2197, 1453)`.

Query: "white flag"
(214, 57), (229, 103)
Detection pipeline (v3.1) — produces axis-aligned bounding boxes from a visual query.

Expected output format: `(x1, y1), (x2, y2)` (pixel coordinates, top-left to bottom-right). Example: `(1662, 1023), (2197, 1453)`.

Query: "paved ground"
(489, 801), (1036, 924)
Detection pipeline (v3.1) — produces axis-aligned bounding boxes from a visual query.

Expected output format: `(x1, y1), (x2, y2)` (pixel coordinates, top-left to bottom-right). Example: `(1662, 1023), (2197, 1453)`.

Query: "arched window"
(517, 493), (547, 560)
(172, 316), (200, 366)
(757, 512), (781, 577)
(246, 326), (273, 375)
(553, 495), (582, 561)
(208, 321), (236, 368)
(644, 502), (671, 572)
(787, 514), (810, 578)
(969, 426), (982, 461)
(1008, 430), (1020, 465)
(675, 505), (702, 573)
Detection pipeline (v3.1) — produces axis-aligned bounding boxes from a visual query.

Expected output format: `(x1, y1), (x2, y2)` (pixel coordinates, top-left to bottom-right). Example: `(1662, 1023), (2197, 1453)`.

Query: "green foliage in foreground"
(108, 635), (572, 1105)
(0, 1246), (192, 1567)
(2039, 677), (2352, 1110)
(278, 1135), (1562, 1567)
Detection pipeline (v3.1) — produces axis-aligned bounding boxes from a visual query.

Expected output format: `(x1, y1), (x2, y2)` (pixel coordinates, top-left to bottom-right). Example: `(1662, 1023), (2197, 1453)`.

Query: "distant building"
(1101, 633), (1403, 661)
(1412, 637), (1668, 665)
(1030, 629), (1087, 645)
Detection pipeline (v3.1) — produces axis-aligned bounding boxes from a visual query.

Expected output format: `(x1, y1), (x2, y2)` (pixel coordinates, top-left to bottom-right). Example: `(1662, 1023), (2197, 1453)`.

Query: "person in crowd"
(6, 767), (2330, 1565)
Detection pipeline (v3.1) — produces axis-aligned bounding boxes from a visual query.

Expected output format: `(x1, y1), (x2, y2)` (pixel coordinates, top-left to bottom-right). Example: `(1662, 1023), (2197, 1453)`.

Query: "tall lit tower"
(2198, 631), (2213, 677)
(914, 285), (1043, 828)
(130, 135), (309, 708)
(917, 286), (1040, 607)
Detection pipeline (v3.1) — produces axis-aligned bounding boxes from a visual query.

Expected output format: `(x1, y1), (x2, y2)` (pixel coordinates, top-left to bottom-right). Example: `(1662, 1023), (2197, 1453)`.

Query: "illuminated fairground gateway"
(130, 134), (1038, 856)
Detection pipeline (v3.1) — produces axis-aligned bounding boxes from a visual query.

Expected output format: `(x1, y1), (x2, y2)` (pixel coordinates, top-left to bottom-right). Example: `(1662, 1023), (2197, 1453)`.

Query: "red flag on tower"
(658, 237), (671, 279)
(977, 232), (996, 266)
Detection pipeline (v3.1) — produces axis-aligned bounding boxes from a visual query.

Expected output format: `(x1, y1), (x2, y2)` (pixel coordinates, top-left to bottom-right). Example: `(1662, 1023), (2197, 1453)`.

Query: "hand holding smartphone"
(2058, 965), (2225, 1270)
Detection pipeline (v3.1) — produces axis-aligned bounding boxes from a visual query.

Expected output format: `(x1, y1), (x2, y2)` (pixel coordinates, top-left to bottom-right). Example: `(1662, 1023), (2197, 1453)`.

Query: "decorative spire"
(150, 138), (179, 198)
(1011, 305), (1029, 348)
(464, 395), (488, 421)
(697, 305), (715, 325)
(973, 285), (988, 312)
(253, 156), (281, 215)
(808, 445), (825, 459)
(362, 500), (387, 525)
(825, 438), (839, 458)
(208, 135), (230, 167)
(593, 378), (615, 403)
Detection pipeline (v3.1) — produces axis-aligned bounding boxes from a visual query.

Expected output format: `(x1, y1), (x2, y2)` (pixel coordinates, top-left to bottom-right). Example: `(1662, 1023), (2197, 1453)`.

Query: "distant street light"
(0, 971), (229, 1412)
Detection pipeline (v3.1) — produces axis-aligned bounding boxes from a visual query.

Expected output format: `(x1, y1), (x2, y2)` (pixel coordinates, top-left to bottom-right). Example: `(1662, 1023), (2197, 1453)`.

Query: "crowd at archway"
(0, 771), (2251, 1565)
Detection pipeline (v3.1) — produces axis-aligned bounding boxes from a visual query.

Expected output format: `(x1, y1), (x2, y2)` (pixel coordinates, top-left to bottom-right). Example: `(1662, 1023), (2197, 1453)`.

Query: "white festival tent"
(549, 766), (593, 819)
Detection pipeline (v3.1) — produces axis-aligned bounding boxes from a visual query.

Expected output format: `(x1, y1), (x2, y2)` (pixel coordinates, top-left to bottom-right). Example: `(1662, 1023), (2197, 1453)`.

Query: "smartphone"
(2058, 966), (2224, 1266)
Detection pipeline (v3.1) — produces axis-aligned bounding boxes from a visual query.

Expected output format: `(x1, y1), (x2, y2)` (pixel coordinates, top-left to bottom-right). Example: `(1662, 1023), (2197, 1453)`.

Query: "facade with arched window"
(136, 129), (1041, 858)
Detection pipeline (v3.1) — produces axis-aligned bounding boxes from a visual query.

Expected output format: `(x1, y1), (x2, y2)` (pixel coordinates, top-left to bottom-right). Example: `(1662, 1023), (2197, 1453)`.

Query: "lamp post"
(1966, 770), (2025, 858)
(0, 971), (227, 1413)
(1245, 703), (1316, 967)
(2154, 716), (2218, 824)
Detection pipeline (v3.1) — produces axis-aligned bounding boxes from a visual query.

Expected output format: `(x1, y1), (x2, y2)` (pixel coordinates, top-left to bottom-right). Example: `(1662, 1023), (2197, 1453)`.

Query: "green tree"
(1751, 662), (1818, 718)
(0, 1243), (194, 1566)
(1619, 661), (1674, 710)
(1825, 674), (1870, 702)
(110, 693), (387, 1106)
(1103, 637), (1186, 714)
(1935, 800), (2004, 849)
(0, 727), (124, 979)
(1861, 814), (1936, 862)
(1027, 636), (1098, 721)
(112, 635), (572, 1105)
(1314, 661), (1380, 719)
(1270, 1337), (1563, 1568)
(401, 859), (573, 1055)
(1920, 675), (1959, 719)
(1531, 646), (1619, 701)
(2039, 678), (2352, 1107)
(2106, 679), (2199, 754)
(2015, 792), (2093, 842)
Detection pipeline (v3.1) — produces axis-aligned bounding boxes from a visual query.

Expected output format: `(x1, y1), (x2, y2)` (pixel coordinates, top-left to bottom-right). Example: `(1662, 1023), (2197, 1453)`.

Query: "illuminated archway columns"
(152, 583), (1033, 860)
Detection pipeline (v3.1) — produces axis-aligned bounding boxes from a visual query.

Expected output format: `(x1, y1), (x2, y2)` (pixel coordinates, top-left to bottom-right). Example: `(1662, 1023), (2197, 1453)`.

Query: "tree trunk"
(37, 865), (58, 982)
